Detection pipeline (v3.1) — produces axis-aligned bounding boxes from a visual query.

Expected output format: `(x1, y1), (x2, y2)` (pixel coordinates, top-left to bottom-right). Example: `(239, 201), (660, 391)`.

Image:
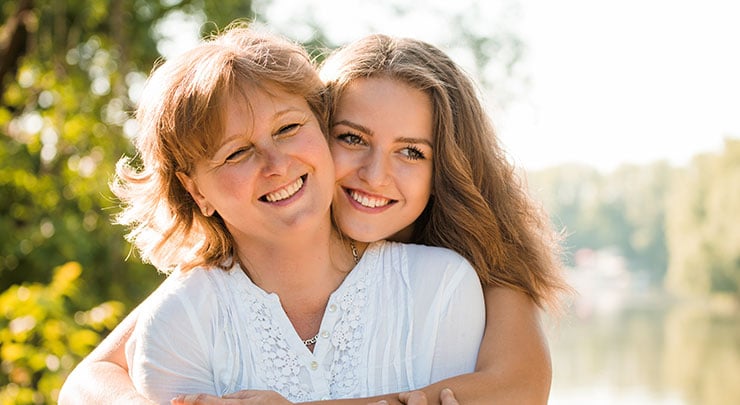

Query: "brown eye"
(401, 146), (426, 160)
(336, 133), (365, 146)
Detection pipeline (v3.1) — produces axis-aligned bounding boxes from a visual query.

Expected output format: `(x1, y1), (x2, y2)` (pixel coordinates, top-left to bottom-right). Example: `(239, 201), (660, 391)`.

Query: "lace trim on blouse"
(328, 277), (368, 397)
(244, 292), (312, 402)
(235, 247), (373, 401)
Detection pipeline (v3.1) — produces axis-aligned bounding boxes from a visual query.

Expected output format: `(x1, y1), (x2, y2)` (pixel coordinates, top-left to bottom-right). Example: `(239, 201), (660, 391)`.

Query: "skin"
(58, 79), (551, 405)
(330, 77), (434, 244)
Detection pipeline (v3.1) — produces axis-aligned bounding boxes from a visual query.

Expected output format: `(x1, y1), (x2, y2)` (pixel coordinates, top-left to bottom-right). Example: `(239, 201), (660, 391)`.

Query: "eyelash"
(335, 132), (427, 161)
(402, 145), (426, 160)
(336, 132), (365, 146)
(224, 123), (303, 163)
(225, 147), (251, 163)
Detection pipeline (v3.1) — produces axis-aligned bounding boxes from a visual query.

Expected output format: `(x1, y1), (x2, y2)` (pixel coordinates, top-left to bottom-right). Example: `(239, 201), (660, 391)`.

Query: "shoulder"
(374, 241), (480, 291)
(137, 266), (232, 326)
(401, 242), (469, 264)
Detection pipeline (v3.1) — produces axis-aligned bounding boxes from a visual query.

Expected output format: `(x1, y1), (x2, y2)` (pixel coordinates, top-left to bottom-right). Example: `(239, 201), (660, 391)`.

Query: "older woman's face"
(329, 77), (434, 243)
(178, 85), (335, 246)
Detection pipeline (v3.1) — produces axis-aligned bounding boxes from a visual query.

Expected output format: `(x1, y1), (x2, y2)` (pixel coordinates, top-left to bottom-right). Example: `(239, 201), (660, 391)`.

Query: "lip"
(259, 174), (308, 205)
(342, 187), (397, 213)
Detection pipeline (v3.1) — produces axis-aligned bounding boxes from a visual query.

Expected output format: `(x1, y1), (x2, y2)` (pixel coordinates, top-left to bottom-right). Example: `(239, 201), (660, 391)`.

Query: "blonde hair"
(112, 24), (326, 273)
(321, 34), (570, 311)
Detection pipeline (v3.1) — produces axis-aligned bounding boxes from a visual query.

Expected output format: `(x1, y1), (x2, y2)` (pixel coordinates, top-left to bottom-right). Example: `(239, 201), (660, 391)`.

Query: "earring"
(201, 205), (214, 217)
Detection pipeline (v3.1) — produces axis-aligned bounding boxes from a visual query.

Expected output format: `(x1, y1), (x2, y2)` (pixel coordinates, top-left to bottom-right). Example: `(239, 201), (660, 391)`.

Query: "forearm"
(416, 286), (552, 405)
(58, 304), (151, 404)
(403, 287), (552, 405)
(303, 392), (415, 405)
(58, 359), (155, 405)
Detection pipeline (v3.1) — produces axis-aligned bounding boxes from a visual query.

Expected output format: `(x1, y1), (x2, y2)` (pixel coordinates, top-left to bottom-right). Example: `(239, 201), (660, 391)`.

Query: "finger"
(171, 393), (222, 404)
(440, 388), (459, 405)
(398, 391), (428, 405)
(366, 401), (389, 405)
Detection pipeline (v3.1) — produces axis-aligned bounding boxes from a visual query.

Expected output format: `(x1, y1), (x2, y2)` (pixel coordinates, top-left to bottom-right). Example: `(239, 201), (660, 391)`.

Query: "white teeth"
(350, 190), (391, 208)
(264, 177), (303, 202)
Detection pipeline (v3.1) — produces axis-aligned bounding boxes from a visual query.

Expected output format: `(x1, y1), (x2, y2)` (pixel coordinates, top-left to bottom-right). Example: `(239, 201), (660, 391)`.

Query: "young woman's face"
(179, 85), (335, 245)
(330, 77), (434, 243)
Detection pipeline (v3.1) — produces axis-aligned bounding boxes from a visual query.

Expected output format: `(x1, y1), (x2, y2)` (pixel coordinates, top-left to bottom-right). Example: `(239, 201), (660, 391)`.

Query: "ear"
(176, 171), (214, 217)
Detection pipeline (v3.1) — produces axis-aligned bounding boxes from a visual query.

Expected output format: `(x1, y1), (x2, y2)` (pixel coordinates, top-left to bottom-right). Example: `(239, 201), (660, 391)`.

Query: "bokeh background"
(1, 0), (738, 404)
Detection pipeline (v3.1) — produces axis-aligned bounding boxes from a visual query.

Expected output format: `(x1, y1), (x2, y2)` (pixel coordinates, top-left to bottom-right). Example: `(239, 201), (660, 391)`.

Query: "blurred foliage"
(529, 139), (740, 298)
(0, 262), (124, 404)
(0, 0), (252, 402)
(665, 139), (740, 297)
(528, 161), (672, 281)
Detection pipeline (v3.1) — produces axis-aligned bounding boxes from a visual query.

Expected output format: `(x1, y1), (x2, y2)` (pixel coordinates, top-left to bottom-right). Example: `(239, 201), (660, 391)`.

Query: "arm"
(58, 304), (154, 405)
(413, 286), (551, 404)
(64, 285), (549, 405)
(177, 282), (550, 405)
(308, 286), (550, 404)
(330, 287), (550, 405)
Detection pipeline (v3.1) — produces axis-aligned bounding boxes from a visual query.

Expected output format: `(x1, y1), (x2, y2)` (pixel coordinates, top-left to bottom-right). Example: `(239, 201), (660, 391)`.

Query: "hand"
(171, 390), (292, 405)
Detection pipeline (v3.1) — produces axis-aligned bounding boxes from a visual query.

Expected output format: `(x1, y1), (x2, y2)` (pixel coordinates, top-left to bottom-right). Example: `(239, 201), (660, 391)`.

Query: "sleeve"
(126, 273), (218, 404)
(428, 259), (486, 383)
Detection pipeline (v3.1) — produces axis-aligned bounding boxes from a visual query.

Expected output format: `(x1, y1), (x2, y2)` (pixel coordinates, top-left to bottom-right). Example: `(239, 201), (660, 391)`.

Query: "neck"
(234, 219), (353, 309)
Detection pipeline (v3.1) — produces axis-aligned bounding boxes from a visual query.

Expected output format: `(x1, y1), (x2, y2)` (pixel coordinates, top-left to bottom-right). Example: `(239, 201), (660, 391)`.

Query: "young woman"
(59, 30), (569, 405)
(319, 34), (570, 404)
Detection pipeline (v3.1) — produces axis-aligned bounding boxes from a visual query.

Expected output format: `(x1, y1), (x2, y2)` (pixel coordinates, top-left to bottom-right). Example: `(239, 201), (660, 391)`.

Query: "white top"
(127, 241), (485, 404)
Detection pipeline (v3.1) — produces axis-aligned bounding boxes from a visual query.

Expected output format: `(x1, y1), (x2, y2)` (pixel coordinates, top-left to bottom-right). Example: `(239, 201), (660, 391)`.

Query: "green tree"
(527, 161), (672, 282)
(0, 262), (123, 404)
(0, 1), (251, 401)
(0, 0), (254, 303)
(665, 139), (740, 297)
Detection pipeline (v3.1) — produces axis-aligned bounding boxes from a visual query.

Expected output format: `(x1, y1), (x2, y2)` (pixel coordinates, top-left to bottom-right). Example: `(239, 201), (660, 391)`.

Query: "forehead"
(222, 84), (311, 135)
(336, 77), (433, 137)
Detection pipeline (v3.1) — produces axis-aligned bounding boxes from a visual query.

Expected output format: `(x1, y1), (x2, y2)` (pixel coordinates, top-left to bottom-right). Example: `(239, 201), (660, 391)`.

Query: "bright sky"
(506, 0), (740, 171)
(163, 0), (740, 172)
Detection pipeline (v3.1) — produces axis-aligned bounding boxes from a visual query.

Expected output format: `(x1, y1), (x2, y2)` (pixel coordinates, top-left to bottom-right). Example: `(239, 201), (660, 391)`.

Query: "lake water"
(546, 293), (740, 405)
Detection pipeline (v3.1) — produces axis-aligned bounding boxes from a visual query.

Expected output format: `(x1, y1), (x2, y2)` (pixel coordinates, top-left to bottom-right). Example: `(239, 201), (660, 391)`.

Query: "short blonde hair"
(112, 24), (326, 273)
(321, 35), (570, 311)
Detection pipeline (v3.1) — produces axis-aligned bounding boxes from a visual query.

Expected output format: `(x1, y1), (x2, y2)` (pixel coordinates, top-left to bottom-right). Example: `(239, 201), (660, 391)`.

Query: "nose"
(258, 144), (290, 177)
(357, 150), (391, 187)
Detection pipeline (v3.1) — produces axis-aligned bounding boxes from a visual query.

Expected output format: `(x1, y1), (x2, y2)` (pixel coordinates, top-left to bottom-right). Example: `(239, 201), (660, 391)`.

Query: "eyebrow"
(221, 107), (306, 143)
(332, 119), (374, 136)
(332, 119), (433, 148)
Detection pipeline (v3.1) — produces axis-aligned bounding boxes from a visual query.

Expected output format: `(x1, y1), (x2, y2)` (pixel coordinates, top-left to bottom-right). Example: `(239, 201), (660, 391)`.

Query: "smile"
(347, 189), (395, 208)
(261, 175), (306, 202)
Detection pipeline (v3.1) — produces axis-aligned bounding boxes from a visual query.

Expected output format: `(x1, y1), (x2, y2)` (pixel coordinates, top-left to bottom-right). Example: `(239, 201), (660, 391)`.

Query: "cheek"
(407, 167), (433, 208)
(209, 168), (254, 197)
(329, 148), (356, 180)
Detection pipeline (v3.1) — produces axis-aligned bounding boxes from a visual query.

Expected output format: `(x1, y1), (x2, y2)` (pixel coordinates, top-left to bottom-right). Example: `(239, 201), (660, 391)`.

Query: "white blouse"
(127, 241), (485, 404)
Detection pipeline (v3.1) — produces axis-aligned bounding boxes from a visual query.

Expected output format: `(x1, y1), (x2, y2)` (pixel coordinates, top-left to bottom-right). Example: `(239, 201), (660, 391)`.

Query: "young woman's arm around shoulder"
(57, 305), (155, 405)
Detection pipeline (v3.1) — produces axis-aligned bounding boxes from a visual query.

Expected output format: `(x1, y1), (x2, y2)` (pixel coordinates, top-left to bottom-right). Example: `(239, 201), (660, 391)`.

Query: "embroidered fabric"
(244, 292), (312, 402)
(238, 267), (369, 401)
(328, 278), (368, 397)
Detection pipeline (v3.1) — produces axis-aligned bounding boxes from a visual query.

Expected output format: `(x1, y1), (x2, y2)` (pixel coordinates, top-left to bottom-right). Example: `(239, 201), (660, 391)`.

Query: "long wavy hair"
(112, 24), (327, 273)
(321, 34), (570, 311)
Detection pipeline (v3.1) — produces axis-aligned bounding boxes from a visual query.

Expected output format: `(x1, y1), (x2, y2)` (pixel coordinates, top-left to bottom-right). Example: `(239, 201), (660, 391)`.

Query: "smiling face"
(330, 77), (434, 243)
(177, 85), (335, 247)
